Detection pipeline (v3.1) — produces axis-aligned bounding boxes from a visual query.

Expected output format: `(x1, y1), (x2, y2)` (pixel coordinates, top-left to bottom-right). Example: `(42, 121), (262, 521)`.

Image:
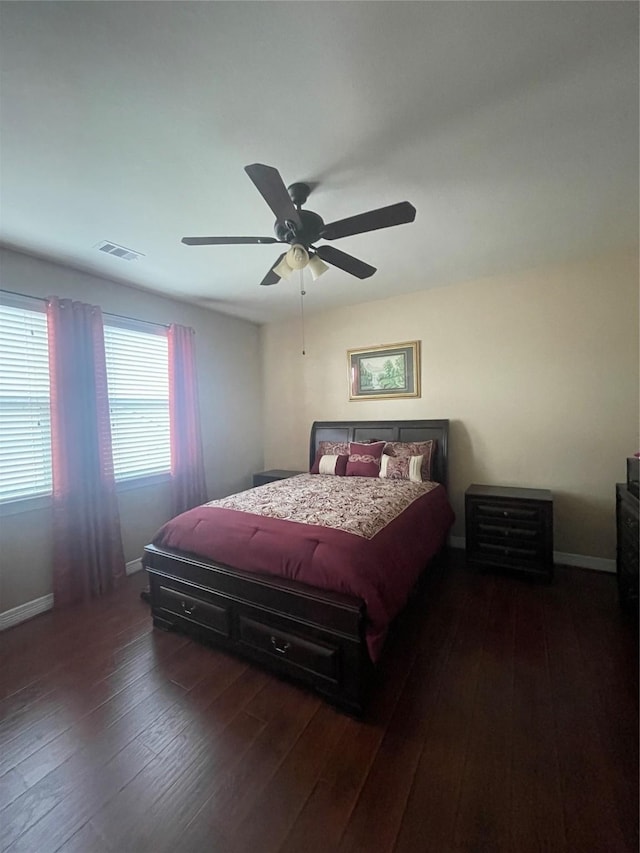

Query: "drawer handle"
(270, 636), (290, 655)
(181, 600), (196, 616)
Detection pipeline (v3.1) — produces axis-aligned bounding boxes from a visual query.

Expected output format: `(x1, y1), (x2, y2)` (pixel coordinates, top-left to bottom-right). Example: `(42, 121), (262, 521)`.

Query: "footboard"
(142, 544), (373, 715)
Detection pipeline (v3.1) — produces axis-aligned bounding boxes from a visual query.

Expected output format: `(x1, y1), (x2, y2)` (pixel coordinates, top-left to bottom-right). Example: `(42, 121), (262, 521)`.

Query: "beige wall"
(261, 249), (639, 561)
(0, 247), (263, 612)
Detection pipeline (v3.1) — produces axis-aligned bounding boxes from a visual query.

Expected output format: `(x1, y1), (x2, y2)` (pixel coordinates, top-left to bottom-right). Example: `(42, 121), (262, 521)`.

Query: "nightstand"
(252, 469), (304, 487)
(465, 484), (554, 581)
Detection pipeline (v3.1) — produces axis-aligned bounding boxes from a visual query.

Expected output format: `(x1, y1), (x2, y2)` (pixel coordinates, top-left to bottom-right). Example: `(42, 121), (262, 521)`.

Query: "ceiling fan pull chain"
(299, 269), (306, 356)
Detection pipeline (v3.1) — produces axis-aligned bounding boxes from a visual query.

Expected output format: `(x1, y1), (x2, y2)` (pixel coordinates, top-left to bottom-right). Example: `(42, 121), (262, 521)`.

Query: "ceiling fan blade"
(260, 254), (285, 286)
(316, 245), (376, 279)
(181, 236), (280, 246)
(244, 164), (302, 230)
(321, 201), (416, 241)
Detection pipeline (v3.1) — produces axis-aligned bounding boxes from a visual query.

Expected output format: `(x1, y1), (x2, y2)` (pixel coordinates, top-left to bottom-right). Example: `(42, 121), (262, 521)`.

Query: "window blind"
(103, 322), (170, 481)
(0, 302), (52, 502)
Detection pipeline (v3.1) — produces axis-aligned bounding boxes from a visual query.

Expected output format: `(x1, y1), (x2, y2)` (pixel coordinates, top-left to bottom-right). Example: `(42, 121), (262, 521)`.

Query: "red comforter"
(153, 474), (454, 660)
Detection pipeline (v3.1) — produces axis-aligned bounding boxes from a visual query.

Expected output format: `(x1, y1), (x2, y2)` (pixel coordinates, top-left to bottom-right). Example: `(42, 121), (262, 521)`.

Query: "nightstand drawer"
(475, 540), (541, 562)
(475, 522), (540, 541)
(471, 502), (541, 524)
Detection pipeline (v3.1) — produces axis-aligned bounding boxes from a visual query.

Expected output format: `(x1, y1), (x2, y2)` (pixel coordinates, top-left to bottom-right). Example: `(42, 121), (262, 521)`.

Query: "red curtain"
(47, 297), (126, 608)
(168, 324), (207, 515)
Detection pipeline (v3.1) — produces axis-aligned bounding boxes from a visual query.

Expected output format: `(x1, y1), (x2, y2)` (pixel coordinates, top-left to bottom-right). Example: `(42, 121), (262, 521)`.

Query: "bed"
(143, 419), (453, 714)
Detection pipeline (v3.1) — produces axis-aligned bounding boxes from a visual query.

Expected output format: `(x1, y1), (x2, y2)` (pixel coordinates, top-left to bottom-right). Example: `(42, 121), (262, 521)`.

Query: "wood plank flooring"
(1, 552), (637, 853)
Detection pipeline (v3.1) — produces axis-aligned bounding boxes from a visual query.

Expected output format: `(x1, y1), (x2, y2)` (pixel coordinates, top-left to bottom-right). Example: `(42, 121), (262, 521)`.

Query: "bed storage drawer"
(237, 613), (340, 684)
(152, 576), (231, 638)
(144, 547), (370, 715)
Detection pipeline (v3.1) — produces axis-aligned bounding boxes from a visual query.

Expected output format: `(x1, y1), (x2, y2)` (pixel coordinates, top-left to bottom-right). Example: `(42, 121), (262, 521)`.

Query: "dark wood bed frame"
(143, 419), (449, 715)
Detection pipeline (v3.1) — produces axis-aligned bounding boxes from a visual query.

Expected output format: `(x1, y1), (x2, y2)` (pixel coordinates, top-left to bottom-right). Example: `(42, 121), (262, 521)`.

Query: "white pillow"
(379, 454), (423, 483)
(319, 454), (341, 475)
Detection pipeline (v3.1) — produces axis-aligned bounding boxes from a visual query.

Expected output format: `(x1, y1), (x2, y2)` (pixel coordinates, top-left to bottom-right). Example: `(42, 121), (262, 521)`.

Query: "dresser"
(252, 469), (304, 487)
(616, 483), (639, 612)
(465, 484), (554, 581)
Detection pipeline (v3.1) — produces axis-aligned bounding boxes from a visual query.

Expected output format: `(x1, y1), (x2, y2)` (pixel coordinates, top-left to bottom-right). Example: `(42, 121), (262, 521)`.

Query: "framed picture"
(347, 341), (421, 401)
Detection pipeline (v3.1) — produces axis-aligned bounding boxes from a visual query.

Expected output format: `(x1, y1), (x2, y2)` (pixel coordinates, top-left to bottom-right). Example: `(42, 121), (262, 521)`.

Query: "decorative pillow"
(380, 454), (423, 483)
(317, 440), (349, 456)
(310, 452), (348, 476)
(383, 440), (436, 481)
(346, 441), (386, 477)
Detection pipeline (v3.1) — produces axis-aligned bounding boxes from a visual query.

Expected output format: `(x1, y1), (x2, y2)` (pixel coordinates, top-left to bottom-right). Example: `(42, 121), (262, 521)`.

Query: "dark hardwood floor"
(1, 551), (637, 853)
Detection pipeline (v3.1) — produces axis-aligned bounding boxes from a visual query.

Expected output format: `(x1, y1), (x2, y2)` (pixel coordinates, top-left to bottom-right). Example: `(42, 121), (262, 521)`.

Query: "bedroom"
(0, 2), (638, 852)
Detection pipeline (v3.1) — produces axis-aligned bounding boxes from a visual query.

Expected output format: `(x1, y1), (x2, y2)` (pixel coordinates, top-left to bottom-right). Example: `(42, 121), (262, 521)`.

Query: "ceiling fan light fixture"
(308, 253), (329, 280)
(286, 243), (309, 270)
(273, 255), (294, 280)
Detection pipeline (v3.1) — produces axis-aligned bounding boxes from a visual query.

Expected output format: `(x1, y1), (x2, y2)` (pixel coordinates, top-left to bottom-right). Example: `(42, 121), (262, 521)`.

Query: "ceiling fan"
(181, 163), (417, 286)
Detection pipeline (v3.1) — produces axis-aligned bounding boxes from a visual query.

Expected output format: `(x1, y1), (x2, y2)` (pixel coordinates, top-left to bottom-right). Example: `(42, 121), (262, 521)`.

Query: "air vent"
(96, 241), (144, 261)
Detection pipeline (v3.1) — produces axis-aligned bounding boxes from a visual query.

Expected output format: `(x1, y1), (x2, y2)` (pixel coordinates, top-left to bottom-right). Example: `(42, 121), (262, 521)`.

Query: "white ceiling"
(0, 1), (637, 324)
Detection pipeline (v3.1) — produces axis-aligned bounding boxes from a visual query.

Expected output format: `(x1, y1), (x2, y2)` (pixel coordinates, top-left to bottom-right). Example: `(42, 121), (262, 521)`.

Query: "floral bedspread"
(204, 473), (439, 540)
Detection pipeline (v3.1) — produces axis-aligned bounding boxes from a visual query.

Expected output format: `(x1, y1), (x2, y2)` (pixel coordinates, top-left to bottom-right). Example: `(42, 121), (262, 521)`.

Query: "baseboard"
(0, 594), (53, 631)
(552, 552), (616, 573)
(1, 559), (144, 631)
(126, 557), (143, 576)
(448, 536), (615, 573)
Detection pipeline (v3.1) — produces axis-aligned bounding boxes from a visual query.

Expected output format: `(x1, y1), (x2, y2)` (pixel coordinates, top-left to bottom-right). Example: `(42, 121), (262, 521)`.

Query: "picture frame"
(347, 340), (421, 401)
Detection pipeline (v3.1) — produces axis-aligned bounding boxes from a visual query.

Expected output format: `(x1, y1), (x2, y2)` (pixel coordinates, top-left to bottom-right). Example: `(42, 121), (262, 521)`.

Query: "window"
(0, 297), (52, 503)
(103, 320), (171, 482)
(0, 296), (171, 504)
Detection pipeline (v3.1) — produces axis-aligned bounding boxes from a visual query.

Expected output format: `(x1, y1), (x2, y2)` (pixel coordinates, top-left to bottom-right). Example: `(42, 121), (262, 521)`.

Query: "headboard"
(309, 419), (449, 487)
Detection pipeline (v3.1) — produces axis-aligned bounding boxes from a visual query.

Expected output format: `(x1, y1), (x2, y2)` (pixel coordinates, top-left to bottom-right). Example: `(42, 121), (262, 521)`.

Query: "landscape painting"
(348, 341), (421, 401)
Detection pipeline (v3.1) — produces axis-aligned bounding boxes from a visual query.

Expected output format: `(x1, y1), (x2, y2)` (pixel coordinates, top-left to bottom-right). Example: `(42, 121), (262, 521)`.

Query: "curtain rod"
(0, 288), (170, 329)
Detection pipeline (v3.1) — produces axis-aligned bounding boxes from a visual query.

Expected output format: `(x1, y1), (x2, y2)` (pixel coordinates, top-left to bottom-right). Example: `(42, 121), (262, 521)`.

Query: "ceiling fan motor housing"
(274, 209), (325, 246)
(287, 182), (311, 206)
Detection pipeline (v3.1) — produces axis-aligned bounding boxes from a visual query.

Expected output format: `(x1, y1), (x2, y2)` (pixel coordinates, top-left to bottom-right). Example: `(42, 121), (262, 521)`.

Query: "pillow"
(310, 452), (348, 476)
(383, 440), (436, 481)
(380, 454), (424, 483)
(346, 441), (386, 477)
(317, 440), (349, 456)
(309, 440), (349, 473)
